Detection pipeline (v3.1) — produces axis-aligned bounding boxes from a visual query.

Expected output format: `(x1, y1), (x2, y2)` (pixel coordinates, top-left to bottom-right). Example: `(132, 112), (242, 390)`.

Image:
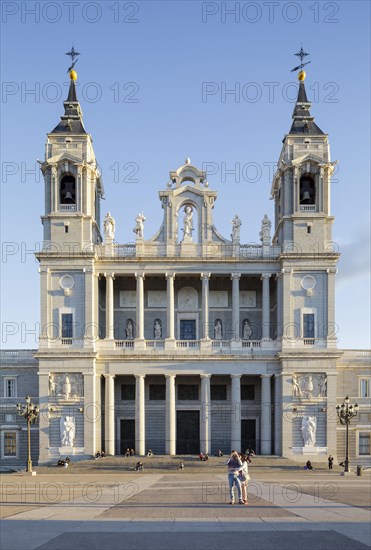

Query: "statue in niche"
(292, 374), (302, 397)
(259, 214), (271, 242)
(103, 212), (115, 241)
(126, 320), (134, 339)
(231, 214), (242, 243)
(242, 319), (252, 340)
(182, 205), (193, 240)
(60, 416), (75, 447)
(214, 320), (222, 340)
(49, 374), (56, 396)
(133, 213), (146, 239)
(154, 320), (162, 339)
(63, 374), (72, 400)
(301, 415), (317, 447)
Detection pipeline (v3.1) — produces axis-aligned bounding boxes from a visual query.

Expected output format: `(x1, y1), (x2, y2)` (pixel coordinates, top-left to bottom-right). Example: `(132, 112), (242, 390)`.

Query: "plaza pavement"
(0, 457), (370, 550)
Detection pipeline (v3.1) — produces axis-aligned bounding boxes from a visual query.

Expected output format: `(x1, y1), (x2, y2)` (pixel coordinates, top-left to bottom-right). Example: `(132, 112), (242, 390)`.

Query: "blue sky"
(1, 0), (370, 349)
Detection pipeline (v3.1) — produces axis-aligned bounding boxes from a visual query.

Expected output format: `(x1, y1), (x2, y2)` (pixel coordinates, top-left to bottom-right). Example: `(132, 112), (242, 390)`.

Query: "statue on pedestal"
(182, 205), (193, 241)
(301, 415), (316, 447)
(60, 416), (75, 447)
(133, 213), (146, 239)
(103, 212), (115, 241)
(231, 214), (242, 243)
(259, 214), (271, 242)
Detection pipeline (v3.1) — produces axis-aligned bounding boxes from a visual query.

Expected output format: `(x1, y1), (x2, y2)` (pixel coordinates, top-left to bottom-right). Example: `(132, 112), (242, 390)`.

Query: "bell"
(64, 191), (74, 203)
(302, 191), (311, 203)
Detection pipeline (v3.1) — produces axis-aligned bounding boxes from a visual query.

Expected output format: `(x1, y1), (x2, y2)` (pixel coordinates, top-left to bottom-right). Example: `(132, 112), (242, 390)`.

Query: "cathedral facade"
(1, 68), (370, 468)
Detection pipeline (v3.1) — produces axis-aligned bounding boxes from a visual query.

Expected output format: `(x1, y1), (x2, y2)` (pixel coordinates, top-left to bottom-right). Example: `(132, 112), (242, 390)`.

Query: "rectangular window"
(241, 385), (255, 401)
(149, 385), (166, 400)
(359, 433), (370, 455)
(4, 432), (17, 456)
(360, 379), (370, 398)
(61, 313), (73, 338)
(4, 378), (16, 398)
(121, 385), (135, 401)
(303, 313), (315, 338)
(178, 384), (199, 401)
(211, 385), (227, 401)
(4, 414), (16, 423)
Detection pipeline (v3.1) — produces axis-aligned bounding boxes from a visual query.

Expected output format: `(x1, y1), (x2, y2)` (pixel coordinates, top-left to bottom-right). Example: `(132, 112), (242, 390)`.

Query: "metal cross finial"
(66, 46), (80, 73)
(291, 46), (311, 73)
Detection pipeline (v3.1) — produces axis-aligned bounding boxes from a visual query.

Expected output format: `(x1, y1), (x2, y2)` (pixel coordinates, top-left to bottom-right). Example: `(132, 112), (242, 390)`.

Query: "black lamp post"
(17, 396), (39, 473)
(336, 396), (359, 473)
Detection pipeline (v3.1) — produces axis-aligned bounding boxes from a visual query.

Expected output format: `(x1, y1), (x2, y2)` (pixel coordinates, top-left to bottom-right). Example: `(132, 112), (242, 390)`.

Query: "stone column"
(276, 273), (283, 340)
(165, 374), (176, 455)
(231, 273), (241, 340)
(95, 375), (102, 454)
(38, 371), (51, 463)
(84, 372), (96, 456)
(84, 268), (96, 344)
(261, 274), (271, 341)
(105, 273), (114, 340)
(201, 273), (211, 339)
(39, 267), (50, 345)
(230, 374), (241, 451)
(135, 374), (146, 455)
(135, 272), (145, 341)
(200, 374), (211, 454)
(274, 374), (283, 456)
(104, 374), (115, 455)
(260, 374), (272, 455)
(165, 273), (175, 341)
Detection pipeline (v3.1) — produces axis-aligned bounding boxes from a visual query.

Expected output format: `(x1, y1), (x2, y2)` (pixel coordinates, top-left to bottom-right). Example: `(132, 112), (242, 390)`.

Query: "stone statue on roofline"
(231, 214), (242, 243)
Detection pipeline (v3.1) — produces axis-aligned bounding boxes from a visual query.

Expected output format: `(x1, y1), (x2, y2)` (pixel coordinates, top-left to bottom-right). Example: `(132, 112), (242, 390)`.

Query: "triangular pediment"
(291, 153), (325, 166)
(45, 153), (82, 165)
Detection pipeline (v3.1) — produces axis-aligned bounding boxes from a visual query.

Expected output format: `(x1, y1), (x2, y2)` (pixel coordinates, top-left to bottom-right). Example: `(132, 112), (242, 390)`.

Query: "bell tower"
(271, 59), (337, 253)
(40, 60), (103, 252)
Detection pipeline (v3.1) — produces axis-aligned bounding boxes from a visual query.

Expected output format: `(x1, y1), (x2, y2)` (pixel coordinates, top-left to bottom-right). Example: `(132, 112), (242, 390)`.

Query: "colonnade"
(104, 272), (272, 340)
(103, 373), (275, 456)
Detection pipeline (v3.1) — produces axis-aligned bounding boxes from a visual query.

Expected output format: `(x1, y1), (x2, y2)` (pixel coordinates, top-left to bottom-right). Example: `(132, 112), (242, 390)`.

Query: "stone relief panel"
(240, 291), (256, 308)
(210, 291), (228, 308)
(148, 291), (167, 307)
(49, 373), (84, 399)
(178, 286), (198, 311)
(119, 291), (136, 308)
(292, 373), (327, 399)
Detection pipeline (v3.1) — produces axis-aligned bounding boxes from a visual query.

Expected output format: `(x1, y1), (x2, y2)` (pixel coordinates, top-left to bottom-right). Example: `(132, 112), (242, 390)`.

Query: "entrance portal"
(176, 410), (200, 454)
(241, 419), (256, 454)
(120, 419), (135, 454)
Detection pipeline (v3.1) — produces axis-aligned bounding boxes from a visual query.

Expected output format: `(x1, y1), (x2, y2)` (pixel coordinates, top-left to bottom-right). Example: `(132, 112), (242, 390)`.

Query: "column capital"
(165, 373), (176, 379)
(231, 272), (241, 280)
(200, 373), (211, 379)
(134, 373), (146, 379)
(104, 272), (115, 279)
(135, 272), (145, 280)
(230, 374), (242, 379)
(200, 272), (211, 281)
(261, 273), (272, 280)
(104, 373), (116, 379)
(327, 268), (337, 275)
(165, 272), (175, 280)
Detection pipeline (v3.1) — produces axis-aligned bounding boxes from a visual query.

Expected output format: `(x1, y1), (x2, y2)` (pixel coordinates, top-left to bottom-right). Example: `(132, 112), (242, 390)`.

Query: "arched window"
(60, 174), (76, 205)
(299, 175), (315, 205)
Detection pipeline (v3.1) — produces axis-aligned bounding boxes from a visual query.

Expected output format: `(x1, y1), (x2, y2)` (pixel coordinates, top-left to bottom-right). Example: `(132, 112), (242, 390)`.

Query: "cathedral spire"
(288, 48), (324, 135)
(50, 48), (86, 134)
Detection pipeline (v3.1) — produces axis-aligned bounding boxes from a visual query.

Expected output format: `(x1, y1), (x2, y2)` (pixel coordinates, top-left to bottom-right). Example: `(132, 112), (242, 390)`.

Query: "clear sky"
(1, 0), (370, 349)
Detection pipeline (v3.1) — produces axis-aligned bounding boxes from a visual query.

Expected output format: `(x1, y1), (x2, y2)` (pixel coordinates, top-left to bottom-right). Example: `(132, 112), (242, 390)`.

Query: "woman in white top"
(238, 453), (250, 505)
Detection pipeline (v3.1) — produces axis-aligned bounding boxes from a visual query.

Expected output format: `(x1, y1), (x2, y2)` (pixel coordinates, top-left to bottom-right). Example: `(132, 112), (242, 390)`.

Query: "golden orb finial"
(69, 69), (78, 81)
(298, 70), (306, 82)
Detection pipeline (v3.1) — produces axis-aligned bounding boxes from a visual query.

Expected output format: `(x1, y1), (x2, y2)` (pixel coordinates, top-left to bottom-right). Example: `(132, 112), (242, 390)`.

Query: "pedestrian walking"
(328, 455), (334, 470)
(226, 450), (244, 504)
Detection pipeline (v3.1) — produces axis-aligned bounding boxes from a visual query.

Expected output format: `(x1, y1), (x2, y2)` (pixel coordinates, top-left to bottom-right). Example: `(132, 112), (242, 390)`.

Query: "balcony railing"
(146, 340), (165, 349)
(242, 340), (261, 348)
(59, 204), (77, 211)
(300, 205), (316, 211)
(176, 340), (200, 349)
(211, 340), (231, 349)
(115, 340), (135, 349)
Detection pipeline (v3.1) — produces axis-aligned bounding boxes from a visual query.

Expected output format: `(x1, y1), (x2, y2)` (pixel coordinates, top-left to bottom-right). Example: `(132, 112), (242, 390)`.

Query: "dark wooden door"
(176, 410), (200, 454)
(120, 419), (135, 454)
(241, 419), (256, 454)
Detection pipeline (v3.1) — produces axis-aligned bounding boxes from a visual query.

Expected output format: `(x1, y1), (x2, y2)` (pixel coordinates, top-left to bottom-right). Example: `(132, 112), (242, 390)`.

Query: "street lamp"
(17, 395), (39, 473)
(336, 395), (359, 473)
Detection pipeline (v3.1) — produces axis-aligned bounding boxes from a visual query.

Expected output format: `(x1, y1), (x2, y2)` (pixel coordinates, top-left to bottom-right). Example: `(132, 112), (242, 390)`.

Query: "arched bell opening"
(60, 174), (76, 205)
(299, 174), (315, 206)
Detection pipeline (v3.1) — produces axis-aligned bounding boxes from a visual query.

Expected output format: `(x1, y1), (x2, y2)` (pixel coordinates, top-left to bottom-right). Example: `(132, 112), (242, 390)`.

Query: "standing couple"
(226, 450), (250, 505)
